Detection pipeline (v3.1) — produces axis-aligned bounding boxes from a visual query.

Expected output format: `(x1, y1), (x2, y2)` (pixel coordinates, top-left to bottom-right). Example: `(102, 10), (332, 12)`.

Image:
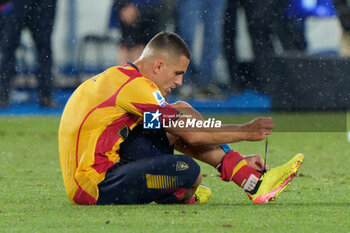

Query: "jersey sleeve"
(116, 77), (180, 124)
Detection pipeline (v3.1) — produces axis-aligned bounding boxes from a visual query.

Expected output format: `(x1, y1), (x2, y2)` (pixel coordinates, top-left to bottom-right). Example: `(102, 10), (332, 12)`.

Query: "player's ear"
(153, 60), (165, 74)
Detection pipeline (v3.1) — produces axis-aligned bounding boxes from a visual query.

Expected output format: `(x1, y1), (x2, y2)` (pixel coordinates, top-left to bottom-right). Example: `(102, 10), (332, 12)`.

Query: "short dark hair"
(146, 32), (192, 60)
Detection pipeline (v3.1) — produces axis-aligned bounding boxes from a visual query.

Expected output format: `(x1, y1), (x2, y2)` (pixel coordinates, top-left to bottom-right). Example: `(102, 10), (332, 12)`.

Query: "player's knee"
(177, 172), (202, 202)
(176, 154), (201, 185)
(193, 172), (202, 188)
(172, 155), (202, 202)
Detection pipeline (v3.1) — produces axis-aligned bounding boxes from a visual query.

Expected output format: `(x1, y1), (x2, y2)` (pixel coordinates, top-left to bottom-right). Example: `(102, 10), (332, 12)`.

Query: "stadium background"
(1, 0), (349, 115)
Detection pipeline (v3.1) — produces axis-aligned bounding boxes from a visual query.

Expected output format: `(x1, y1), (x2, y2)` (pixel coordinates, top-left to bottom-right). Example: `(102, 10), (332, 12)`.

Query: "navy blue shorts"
(96, 125), (200, 205)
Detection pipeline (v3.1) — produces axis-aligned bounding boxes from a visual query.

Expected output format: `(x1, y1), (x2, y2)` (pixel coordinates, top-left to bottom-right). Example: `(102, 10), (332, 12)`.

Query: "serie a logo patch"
(143, 110), (161, 129)
(152, 90), (167, 107)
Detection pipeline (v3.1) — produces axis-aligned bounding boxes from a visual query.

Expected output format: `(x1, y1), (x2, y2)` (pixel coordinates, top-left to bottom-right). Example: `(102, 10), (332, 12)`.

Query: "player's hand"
(244, 155), (269, 171)
(241, 117), (274, 141)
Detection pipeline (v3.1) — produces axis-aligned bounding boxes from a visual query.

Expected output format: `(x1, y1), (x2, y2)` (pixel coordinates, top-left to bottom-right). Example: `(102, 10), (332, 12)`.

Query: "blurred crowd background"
(0, 0), (350, 111)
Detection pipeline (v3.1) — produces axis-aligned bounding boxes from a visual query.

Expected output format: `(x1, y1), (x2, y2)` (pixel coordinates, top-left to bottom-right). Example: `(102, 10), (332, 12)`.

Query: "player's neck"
(134, 59), (155, 82)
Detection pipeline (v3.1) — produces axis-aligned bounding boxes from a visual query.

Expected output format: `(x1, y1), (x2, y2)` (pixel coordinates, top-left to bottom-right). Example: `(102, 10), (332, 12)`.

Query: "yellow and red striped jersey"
(58, 64), (179, 205)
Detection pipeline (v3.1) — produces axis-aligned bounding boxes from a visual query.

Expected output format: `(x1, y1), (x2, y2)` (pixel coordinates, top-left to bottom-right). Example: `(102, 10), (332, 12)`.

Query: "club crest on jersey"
(176, 161), (189, 171)
(143, 110), (161, 129)
(152, 90), (167, 107)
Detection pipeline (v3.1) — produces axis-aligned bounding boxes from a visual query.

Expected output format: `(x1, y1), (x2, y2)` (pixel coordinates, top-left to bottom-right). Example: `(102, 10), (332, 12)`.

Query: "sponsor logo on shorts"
(176, 161), (189, 171)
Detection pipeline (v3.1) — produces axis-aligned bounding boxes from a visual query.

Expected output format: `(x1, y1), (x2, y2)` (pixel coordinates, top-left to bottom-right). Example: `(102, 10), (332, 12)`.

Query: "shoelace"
(194, 193), (199, 203)
(264, 138), (268, 173)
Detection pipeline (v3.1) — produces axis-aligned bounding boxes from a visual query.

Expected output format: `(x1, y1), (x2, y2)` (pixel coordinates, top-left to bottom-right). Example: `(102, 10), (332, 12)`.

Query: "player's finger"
(255, 158), (265, 171)
(261, 118), (275, 129)
(257, 158), (269, 171)
(263, 121), (275, 130)
(264, 130), (273, 135)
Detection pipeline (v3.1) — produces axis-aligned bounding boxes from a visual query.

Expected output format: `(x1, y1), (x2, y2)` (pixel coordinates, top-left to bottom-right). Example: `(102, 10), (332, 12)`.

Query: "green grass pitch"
(1, 113), (350, 232)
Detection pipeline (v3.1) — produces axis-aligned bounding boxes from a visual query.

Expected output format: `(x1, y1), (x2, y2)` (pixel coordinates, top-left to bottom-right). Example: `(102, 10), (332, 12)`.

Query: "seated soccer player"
(58, 32), (303, 205)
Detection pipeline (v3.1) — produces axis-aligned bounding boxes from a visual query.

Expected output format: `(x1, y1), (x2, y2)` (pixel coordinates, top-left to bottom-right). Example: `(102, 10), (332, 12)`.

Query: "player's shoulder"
(122, 77), (163, 101)
(113, 65), (158, 89)
(124, 76), (159, 93)
(118, 76), (167, 107)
